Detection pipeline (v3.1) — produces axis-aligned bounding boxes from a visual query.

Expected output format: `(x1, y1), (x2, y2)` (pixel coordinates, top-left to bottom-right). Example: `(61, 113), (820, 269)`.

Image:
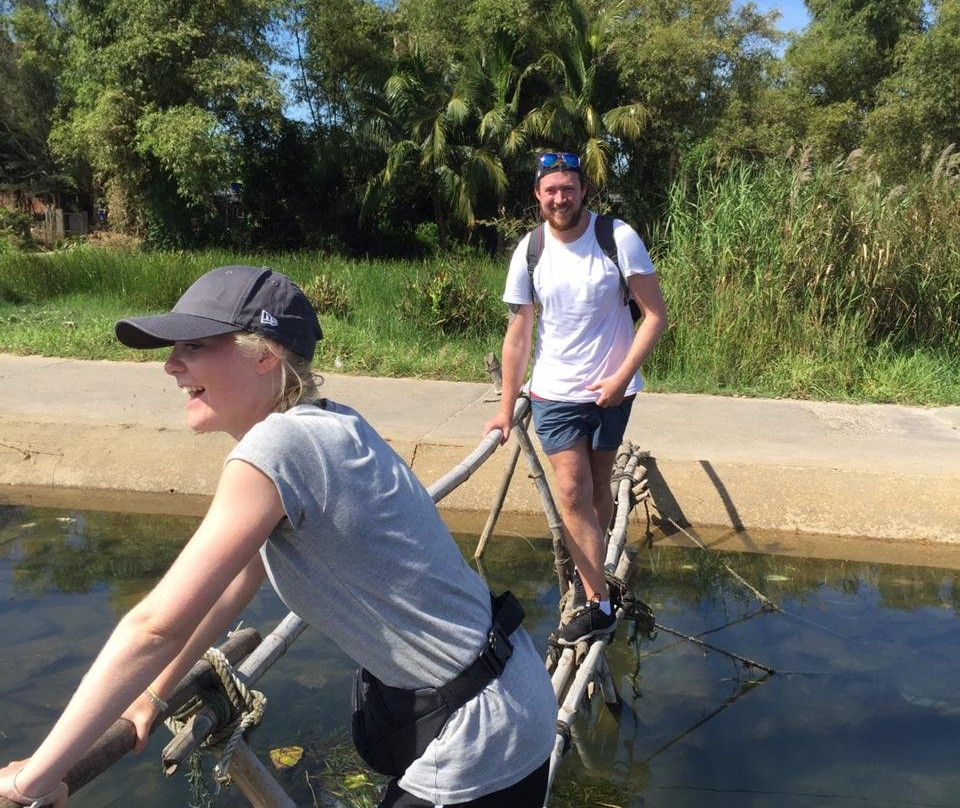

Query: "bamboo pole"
(162, 613), (308, 774)
(512, 417), (572, 593)
(483, 352), (503, 395)
(542, 732), (568, 807)
(558, 633), (614, 717)
(544, 633), (613, 801)
(474, 353), (523, 559)
(474, 436), (522, 559)
(221, 740), (297, 808)
(595, 652), (620, 709)
(608, 445), (631, 504)
(605, 450), (645, 571)
(614, 548), (633, 582)
(549, 647), (577, 701)
(0, 629), (261, 808)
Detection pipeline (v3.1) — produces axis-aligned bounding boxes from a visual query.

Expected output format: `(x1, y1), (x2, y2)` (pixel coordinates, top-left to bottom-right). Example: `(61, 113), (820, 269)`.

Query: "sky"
(738, 0), (812, 33)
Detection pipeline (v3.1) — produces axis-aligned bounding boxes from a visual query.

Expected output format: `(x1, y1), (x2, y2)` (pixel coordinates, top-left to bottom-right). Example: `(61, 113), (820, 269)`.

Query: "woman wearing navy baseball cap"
(1, 266), (555, 808)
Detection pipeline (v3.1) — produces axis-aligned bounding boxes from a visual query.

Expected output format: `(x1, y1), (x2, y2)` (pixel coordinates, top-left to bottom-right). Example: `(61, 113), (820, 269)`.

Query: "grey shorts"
(531, 395), (635, 455)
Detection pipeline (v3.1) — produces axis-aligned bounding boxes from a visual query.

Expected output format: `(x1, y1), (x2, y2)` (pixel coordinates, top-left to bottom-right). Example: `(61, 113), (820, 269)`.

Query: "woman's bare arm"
(0, 459), (284, 802)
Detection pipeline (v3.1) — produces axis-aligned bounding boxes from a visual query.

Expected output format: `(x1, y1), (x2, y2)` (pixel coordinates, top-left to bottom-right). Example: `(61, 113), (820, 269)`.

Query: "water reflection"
(4, 504), (960, 808)
(5, 507), (191, 612)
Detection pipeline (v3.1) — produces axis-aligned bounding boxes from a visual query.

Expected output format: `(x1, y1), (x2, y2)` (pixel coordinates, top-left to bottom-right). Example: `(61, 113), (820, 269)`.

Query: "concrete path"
(1, 354), (958, 551)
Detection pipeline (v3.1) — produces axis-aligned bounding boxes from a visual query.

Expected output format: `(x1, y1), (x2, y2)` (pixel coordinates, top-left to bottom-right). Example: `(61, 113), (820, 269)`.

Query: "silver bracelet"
(144, 686), (169, 711)
(11, 769), (61, 808)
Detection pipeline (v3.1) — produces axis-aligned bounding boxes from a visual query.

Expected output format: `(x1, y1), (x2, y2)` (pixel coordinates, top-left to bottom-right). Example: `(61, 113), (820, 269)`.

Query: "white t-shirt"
(504, 211), (657, 402)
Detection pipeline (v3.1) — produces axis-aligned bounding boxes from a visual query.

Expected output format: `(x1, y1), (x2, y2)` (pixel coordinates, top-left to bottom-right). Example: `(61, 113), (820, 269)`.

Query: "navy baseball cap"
(115, 265), (323, 360)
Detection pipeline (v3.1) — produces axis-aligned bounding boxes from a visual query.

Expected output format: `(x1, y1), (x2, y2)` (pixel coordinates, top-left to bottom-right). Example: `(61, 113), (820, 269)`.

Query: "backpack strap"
(525, 223), (546, 306)
(594, 214), (629, 306)
(596, 214), (641, 321)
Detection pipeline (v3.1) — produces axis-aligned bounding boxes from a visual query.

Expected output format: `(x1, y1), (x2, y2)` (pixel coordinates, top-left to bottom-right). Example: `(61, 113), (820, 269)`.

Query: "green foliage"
(0, 229), (958, 403)
(301, 273), (351, 319)
(526, 0), (651, 190)
(780, 0), (927, 159)
(366, 46), (508, 247)
(646, 151), (960, 402)
(44, 0), (282, 242)
(0, 6), (61, 194)
(863, 0), (960, 178)
(0, 206), (33, 251)
(293, 0), (393, 128)
(0, 248), (508, 380)
(0, 246), (217, 307)
(3, 0), (960, 406)
(135, 106), (234, 205)
(0, 0), (957, 262)
(398, 259), (502, 336)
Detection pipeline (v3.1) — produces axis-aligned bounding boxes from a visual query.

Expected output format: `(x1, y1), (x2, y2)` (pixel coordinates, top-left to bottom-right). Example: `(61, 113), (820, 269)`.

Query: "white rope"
(204, 647), (268, 785)
(163, 646), (267, 786)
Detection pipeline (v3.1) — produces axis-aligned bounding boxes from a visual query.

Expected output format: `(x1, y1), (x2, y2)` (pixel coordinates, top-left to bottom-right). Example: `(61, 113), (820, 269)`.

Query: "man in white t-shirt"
(484, 151), (668, 645)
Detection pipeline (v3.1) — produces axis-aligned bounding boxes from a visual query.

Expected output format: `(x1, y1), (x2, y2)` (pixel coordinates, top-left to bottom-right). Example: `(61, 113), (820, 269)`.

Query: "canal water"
(3, 504), (960, 808)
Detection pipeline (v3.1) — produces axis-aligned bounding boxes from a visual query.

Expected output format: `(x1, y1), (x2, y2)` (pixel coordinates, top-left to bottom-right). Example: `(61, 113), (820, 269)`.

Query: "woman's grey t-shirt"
(228, 401), (555, 803)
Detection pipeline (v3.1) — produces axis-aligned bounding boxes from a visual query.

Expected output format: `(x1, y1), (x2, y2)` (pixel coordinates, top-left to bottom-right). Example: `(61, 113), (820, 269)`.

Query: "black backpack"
(525, 213), (641, 322)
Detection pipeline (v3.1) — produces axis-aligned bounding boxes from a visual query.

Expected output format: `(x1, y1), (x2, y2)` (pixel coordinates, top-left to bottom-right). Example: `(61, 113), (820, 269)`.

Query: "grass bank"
(1, 156), (958, 405)
(0, 249), (506, 382)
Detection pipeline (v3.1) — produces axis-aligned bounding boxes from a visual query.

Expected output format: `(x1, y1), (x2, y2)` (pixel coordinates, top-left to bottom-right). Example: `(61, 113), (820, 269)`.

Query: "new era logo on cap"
(261, 310), (279, 327)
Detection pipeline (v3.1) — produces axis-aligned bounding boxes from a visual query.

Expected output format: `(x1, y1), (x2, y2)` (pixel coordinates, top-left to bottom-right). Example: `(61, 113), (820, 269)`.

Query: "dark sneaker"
(556, 601), (617, 646)
(571, 570), (625, 612)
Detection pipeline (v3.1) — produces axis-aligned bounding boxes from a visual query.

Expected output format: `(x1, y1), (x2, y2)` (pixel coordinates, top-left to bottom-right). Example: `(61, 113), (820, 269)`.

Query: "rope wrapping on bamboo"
(164, 646), (267, 787)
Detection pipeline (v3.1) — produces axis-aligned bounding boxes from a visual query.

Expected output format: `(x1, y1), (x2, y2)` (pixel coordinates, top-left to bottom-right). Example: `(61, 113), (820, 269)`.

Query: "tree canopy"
(0, 0), (955, 252)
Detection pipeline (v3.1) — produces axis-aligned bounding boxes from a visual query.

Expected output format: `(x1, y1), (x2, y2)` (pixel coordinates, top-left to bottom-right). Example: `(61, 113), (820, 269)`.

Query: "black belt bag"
(351, 590), (525, 777)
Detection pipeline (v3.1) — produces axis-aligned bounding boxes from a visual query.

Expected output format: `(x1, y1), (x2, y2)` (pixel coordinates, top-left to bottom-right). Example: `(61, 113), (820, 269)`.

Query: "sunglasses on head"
(538, 152), (582, 170)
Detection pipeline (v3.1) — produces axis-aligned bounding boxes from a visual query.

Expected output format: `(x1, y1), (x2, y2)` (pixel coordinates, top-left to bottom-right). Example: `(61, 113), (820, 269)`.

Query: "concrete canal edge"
(1, 354), (959, 567)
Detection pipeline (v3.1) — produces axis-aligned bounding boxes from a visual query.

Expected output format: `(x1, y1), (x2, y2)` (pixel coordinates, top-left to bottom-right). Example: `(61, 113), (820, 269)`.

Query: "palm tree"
(454, 32), (547, 246)
(365, 48), (506, 249)
(528, 0), (649, 188)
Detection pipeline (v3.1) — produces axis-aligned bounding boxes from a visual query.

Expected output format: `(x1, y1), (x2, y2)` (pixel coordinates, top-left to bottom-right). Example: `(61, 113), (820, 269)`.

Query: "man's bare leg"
(589, 447), (618, 537)
(545, 440), (613, 603)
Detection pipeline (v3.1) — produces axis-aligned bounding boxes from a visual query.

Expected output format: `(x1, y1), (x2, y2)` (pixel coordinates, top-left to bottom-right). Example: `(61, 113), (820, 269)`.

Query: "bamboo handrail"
(426, 428), (506, 503)
(0, 628), (261, 808)
(425, 389), (528, 504)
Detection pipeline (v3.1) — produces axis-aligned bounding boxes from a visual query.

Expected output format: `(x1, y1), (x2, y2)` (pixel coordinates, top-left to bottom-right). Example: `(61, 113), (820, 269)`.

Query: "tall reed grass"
(646, 151), (960, 403)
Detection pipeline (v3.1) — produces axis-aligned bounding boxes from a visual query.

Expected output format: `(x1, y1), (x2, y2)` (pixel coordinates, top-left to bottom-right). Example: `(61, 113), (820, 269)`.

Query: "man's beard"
(542, 200), (585, 232)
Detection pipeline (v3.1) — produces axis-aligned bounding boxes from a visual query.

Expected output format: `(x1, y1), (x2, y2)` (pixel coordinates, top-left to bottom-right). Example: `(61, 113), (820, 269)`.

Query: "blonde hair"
(233, 332), (322, 412)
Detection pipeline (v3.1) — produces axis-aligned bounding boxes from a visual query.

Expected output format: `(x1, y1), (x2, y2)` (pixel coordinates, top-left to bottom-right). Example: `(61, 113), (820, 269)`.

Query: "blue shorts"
(531, 395), (635, 455)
